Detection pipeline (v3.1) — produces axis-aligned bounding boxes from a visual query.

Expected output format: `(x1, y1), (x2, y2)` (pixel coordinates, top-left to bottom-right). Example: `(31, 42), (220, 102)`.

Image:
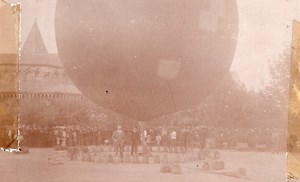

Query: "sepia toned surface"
(0, 0), (20, 149)
(287, 20), (300, 181)
(54, 0), (239, 121)
(1, 0), (299, 182)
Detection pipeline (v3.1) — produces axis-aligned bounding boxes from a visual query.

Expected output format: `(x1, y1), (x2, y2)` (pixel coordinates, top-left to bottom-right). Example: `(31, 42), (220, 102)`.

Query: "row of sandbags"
(87, 145), (190, 154)
(67, 147), (225, 173)
(68, 146), (221, 162)
(72, 152), (170, 164)
(69, 147), (185, 165)
(160, 154), (182, 174)
(201, 160), (225, 171)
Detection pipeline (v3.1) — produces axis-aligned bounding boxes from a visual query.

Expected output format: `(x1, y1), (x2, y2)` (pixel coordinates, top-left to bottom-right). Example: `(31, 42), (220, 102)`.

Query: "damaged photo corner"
(0, 0), (20, 151)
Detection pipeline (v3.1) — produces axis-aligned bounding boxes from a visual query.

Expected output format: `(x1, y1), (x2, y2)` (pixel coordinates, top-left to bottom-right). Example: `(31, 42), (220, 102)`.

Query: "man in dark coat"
(112, 125), (126, 159)
(130, 126), (140, 156)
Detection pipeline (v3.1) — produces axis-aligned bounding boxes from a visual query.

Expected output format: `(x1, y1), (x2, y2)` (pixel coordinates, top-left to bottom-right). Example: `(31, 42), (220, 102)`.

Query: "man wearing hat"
(112, 125), (126, 160)
(130, 126), (140, 156)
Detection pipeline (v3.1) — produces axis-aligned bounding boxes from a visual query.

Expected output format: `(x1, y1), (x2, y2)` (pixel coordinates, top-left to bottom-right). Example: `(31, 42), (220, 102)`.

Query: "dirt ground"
(0, 148), (287, 182)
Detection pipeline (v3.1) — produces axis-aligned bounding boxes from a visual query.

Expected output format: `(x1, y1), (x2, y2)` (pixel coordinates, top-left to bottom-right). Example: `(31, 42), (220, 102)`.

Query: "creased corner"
(287, 20), (300, 181)
(0, 0), (21, 151)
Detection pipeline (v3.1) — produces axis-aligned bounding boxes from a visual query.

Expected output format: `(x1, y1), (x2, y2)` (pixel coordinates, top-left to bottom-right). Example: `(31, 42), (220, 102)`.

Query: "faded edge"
(0, 0), (20, 151)
(287, 20), (300, 181)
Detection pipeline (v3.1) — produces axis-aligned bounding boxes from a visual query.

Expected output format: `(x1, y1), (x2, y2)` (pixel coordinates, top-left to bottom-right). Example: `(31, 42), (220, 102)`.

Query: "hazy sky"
(6, 0), (300, 89)
(230, 0), (300, 89)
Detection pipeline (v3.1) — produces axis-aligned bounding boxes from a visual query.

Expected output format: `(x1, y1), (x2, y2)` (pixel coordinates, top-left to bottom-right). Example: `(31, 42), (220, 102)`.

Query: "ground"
(0, 148), (287, 182)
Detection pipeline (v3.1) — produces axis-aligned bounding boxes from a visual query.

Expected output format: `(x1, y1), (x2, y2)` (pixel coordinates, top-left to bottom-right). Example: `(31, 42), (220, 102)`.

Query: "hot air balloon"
(55, 0), (239, 121)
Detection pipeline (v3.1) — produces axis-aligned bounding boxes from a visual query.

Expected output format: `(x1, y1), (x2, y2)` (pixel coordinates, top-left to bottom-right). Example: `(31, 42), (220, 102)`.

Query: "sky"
(4, 0), (300, 89)
(230, 0), (300, 90)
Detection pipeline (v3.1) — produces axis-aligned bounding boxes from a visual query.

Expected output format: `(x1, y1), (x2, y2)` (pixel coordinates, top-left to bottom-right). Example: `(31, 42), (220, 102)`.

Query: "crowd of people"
(17, 123), (287, 152)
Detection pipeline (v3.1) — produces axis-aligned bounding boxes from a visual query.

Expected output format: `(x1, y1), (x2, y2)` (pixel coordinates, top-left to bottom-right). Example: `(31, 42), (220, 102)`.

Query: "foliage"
(152, 47), (291, 129)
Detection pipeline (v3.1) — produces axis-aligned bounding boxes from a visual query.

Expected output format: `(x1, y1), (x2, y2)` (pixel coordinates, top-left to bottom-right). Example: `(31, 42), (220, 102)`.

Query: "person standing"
(271, 129), (280, 153)
(161, 127), (168, 150)
(112, 125), (126, 160)
(182, 128), (190, 152)
(54, 127), (60, 146)
(66, 127), (73, 147)
(199, 127), (208, 150)
(72, 128), (78, 147)
(96, 128), (102, 146)
(61, 127), (67, 147)
(170, 129), (177, 148)
(155, 128), (162, 146)
(130, 126), (140, 156)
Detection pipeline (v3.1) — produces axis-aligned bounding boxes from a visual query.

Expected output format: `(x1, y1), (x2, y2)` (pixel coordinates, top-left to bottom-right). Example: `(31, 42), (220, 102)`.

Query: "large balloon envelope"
(55, 0), (239, 121)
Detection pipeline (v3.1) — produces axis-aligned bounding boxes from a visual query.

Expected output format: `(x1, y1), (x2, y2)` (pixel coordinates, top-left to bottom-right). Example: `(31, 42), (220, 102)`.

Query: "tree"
(262, 46), (290, 128)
